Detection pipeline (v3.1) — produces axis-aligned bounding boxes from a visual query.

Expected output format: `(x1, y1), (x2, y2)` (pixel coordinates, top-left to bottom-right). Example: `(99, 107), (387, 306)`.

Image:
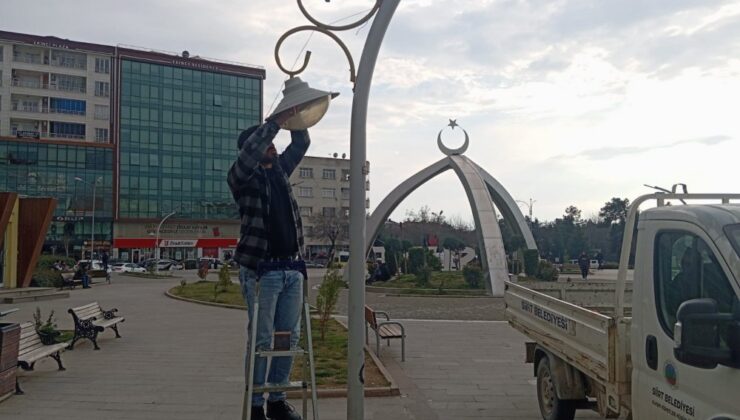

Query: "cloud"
(548, 135), (733, 161)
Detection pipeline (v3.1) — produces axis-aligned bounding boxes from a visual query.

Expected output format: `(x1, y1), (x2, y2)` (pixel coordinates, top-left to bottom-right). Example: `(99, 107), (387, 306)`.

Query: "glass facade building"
(0, 140), (113, 253)
(117, 59), (262, 220)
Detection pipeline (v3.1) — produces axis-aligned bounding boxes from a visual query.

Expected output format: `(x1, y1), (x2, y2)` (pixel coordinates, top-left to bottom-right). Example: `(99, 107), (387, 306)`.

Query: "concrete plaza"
(0, 271), (602, 419)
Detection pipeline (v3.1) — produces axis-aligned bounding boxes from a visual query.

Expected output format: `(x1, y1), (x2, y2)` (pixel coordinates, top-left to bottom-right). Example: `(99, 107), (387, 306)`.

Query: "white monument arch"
(365, 121), (536, 296)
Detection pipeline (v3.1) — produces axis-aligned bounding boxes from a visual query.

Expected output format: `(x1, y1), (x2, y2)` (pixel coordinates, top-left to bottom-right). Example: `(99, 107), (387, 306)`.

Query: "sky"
(3, 0), (739, 223)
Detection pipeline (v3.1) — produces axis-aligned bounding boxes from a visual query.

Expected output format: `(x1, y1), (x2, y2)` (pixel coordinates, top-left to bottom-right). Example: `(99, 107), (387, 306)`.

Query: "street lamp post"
(516, 198), (536, 221)
(155, 211), (177, 274)
(273, 1), (400, 417)
(75, 176), (102, 261)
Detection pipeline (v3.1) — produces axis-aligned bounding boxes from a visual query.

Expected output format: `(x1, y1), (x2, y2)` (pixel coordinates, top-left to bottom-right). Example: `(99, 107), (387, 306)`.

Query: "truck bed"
(505, 281), (632, 387)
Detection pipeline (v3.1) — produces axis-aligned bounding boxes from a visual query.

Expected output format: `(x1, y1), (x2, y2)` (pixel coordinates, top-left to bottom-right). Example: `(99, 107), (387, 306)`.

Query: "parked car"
(183, 259), (199, 270)
(76, 259), (104, 270)
(111, 263), (146, 273)
(198, 257), (222, 269)
(305, 261), (326, 268)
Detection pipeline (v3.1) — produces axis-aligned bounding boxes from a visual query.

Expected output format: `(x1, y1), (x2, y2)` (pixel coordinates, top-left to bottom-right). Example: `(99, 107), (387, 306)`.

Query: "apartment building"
(289, 155), (370, 259)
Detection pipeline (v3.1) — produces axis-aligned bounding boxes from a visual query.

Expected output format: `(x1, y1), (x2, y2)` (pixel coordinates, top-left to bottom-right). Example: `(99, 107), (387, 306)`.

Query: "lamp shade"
(269, 77), (338, 130)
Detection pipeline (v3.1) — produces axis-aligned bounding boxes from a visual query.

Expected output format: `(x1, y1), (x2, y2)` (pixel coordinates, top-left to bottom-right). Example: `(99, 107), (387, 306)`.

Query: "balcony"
(49, 132), (86, 140)
(50, 59), (87, 71)
(13, 54), (43, 65)
(53, 83), (87, 94)
(11, 102), (42, 113)
(12, 79), (48, 90)
(49, 107), (86, 116)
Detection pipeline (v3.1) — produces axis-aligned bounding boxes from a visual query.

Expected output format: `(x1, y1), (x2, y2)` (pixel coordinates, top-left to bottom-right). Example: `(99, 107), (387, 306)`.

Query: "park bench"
(15, 322), (69, 394)
(364, 305), (406, 362)
(68, 302), (125, 350)
(60, 272), (80, 290)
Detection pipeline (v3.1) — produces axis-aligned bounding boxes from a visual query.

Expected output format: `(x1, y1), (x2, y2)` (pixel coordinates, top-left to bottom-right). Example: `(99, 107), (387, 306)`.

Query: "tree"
(62, 222), (76, 257)
(564, 205), (582, 224)
(599, 197), (630, 226)
(310, 210), (349, 264)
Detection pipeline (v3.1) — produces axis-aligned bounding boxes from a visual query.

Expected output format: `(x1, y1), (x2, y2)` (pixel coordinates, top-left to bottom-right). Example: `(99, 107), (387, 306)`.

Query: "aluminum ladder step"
(256, 348), (306, 358)
(253, 381), (306, 393)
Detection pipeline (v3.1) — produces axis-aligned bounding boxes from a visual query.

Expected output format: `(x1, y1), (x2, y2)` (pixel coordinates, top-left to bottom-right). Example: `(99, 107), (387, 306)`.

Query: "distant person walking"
(578, 252), (590, 280)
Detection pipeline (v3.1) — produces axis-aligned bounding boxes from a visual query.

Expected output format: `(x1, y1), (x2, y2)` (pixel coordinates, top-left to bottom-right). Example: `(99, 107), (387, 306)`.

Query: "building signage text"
(33, 41), (69, 49)
(159, 240), (198, 248)
(171, 59), (220, 72)
(521, 301), (575, 334)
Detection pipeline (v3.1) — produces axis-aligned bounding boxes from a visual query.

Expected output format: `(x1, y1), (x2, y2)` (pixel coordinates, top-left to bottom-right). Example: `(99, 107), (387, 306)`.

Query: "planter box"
(0, 323), (20, 372)
(0, 323), (20, 402)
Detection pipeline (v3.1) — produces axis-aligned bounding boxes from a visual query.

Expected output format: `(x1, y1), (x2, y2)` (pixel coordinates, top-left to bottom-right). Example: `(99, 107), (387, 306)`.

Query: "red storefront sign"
(113, 238), (237, 248)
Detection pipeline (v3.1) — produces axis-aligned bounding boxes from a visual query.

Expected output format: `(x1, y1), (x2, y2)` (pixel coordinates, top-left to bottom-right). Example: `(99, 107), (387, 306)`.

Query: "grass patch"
(171, 281), (245, 306)
(169, 283), (389, 388)
(374, 270), (480, 290)
(291, 318), (387, 388)
(121, 272), (178, 279)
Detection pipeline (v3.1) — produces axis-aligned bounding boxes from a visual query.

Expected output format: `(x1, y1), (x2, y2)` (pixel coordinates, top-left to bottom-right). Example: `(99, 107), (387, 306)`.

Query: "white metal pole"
(347, 1), (399, 418)
(90, 179), (96, 261)
(155, 211), (176, 275)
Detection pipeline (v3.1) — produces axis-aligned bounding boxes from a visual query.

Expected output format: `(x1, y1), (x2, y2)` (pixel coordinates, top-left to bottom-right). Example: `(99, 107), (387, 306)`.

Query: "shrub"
(523, 250), (539, 276)
(536, 260), (559, 282)
(462, 263), (483, 289)
(316, 269), (344, 341)
(415, 266), (432, 287)
(31, 269), (63, 288)
(36, 255), (75, 270)
(386, 252), (398, 276)
(407, 247), (426, 275)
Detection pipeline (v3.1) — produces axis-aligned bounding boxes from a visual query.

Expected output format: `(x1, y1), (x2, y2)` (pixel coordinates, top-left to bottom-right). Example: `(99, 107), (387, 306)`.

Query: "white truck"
(505, 193), (740, 420)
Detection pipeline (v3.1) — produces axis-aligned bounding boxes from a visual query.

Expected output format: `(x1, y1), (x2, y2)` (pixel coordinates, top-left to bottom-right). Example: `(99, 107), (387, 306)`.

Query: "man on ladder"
(228, 109), (315, 420)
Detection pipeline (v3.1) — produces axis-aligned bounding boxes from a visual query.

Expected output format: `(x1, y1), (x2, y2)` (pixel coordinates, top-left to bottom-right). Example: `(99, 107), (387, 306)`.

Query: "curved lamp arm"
(274, 0), (382, 85)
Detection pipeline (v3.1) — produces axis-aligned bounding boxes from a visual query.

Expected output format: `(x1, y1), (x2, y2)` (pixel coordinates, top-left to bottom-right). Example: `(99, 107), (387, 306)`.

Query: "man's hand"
(267, 106), (299, 126)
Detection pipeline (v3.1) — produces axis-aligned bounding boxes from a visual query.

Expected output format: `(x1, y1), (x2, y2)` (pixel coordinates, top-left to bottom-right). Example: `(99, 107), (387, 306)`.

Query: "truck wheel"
(536, 358), (576, 420)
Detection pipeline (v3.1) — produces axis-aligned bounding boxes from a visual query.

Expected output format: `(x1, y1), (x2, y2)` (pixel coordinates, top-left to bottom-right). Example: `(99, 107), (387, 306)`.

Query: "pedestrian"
(76, 263), (91, 289)
(578, 251), (590, 280)
(228, 106), (310, 420)
(101, 251), (109, 270)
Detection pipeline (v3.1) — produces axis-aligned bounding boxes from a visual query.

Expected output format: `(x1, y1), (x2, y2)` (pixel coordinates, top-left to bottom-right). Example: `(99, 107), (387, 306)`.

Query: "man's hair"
(237, 125), (260, 149)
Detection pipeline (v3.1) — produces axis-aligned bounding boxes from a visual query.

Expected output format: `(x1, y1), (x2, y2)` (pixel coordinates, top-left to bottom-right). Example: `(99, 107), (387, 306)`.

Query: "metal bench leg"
(112, 324), (122, 338)
(51, 351), (66, 371)
(15, 378), (24, 395)
(91, 336), (101, 350)
(401, 336), (405, 362)
(375, 331), (381, 357)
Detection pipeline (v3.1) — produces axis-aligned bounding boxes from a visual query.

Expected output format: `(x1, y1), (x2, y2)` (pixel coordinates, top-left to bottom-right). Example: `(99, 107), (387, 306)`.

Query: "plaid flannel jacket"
(227, 121), (310, 269)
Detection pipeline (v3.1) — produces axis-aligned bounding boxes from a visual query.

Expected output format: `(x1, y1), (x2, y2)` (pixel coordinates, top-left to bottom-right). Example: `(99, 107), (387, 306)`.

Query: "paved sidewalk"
(0, 275), (602, 419)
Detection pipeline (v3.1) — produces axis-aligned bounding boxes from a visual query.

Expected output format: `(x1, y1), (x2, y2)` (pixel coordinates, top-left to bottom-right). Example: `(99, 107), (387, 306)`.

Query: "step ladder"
(241, 281), (319, 420)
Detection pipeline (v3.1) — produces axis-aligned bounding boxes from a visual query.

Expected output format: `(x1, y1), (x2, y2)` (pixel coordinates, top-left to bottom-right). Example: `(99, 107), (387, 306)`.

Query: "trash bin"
(0, 323), (20, 402)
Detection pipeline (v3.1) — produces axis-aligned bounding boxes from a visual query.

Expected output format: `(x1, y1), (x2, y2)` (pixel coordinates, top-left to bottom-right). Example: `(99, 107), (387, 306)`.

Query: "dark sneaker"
(251, 405), (266, 420)
(266, 399), (302, 420)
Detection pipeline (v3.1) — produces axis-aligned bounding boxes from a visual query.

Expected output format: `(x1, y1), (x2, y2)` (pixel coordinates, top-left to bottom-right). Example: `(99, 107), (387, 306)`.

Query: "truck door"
(634, 222), (740, 418)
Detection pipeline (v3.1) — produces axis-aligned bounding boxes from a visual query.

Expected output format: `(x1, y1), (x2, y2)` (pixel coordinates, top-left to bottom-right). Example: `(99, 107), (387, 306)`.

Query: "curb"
(122, 273), (182, 279)
(164, 289), (247, 311)
(367, 286), (491, 298)
(164, 290), (400, 398)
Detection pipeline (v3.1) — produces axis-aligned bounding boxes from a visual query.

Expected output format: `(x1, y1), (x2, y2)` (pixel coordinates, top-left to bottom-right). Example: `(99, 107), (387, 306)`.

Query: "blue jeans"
(240, 266), (303, 407)
(81, 274), (90, 288)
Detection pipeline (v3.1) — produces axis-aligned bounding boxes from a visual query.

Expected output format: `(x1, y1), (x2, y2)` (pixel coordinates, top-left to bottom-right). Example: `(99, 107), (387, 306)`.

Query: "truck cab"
(631, 205), (740, 418)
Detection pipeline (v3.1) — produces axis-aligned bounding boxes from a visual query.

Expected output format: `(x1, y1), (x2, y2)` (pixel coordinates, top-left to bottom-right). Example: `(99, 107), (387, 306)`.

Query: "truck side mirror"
(673, 298), (740, 369)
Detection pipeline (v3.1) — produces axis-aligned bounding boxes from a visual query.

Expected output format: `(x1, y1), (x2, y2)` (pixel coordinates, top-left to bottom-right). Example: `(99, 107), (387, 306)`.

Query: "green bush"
(462, 263), (483, 289)
(316, 269), (345, 341)
(407, 247), (426, 275)
(427, 250), (442, 271)
(386, 252), (398, 276)
(536, 260), (559, 282)
(31, 269), (63, 288)
(523, 250), (539, 276)
(36, 255), (75, 270)
(415, 266), (432, 287)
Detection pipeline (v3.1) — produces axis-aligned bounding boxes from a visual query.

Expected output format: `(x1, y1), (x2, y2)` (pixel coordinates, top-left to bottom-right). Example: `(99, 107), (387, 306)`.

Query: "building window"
(94, 105), (110, 120)
(321, 188), (335, 199)
(95, 81), (110, 97)
(341, 188), (350, 200)
(0, 46), (3, 62)
(322, 207), (336, 217)
(49, 122), (85, 139)
(95, 57), (110, 74)
(299, 167), (313, 178)
(50, 98), (86, 115)
(342, 169), (350, 181)
(213, 94), (222, 106)
(95, 128), (109, 142)
(300, 207), (313, 217)
(322, 169), (336, 180)
(298, 187), (313, 197)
